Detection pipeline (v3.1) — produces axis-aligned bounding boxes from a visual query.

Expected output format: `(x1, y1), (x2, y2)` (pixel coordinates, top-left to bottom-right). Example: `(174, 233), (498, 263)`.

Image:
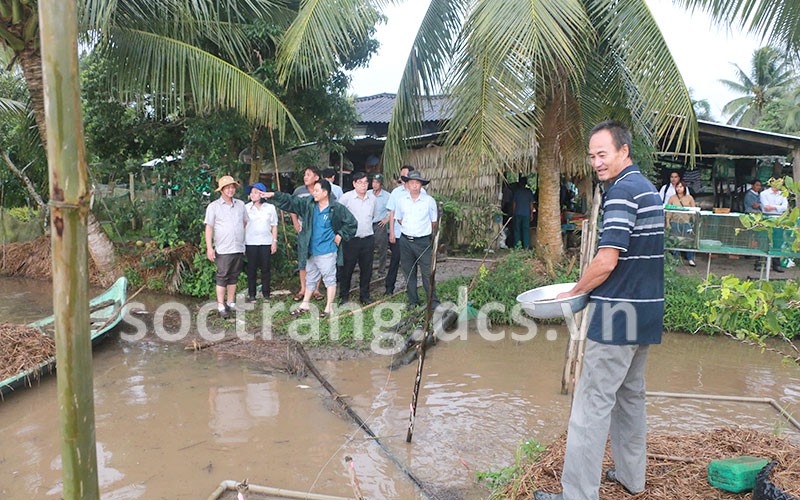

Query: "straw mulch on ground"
(0, 323), (55, 381)
(504, 427), (800, 499)
(0, 236), (102, 284)
(0, 237), (197, 292)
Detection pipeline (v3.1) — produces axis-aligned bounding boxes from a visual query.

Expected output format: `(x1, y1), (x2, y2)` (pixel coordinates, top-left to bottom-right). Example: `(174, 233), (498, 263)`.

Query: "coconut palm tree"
(316, 0), (699, 263)
(719, 46), (793, 126)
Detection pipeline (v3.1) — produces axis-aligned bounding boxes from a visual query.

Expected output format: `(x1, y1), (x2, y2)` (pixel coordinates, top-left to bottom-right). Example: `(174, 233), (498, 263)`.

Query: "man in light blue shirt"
(394, 170), (438, 309)
(371, 174), (391, 275)
(322, 168), (344, 200)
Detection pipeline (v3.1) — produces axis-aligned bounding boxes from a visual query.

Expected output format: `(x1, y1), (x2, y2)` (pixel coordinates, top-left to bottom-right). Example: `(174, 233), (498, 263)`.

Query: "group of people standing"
(662, 170), (791, 271)
(203, 165), (439, 318)
(744, 177), (790, 272)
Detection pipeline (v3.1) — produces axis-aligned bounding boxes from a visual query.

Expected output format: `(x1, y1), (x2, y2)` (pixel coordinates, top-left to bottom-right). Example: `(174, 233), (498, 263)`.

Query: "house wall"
(405, 145), (502, 248)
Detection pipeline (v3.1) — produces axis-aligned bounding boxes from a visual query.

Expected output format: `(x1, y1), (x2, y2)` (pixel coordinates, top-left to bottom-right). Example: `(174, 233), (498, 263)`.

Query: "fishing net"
(505, 427), (800, 499)
(0, 323), (56, 381)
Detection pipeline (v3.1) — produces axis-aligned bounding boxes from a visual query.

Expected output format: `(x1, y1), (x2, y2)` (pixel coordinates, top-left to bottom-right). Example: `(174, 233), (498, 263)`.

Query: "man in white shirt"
(395, 170), (439, 309)
(204, 175), (248, 318)
(760, 178), (790, 273)
(658, 170), (689, 207)
(760, 179), (788, 215)
(244, 183), (278, 302)
(338, 172), (377, 304)
(386, 165), (423, 295)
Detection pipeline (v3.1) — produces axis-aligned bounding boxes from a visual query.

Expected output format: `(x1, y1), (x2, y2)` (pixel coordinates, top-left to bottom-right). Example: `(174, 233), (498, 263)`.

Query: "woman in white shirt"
(245, 183), (278, 302)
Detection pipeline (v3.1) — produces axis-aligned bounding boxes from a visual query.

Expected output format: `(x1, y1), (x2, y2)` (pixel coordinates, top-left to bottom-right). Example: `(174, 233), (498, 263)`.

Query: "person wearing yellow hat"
(204, 175), (248, 318)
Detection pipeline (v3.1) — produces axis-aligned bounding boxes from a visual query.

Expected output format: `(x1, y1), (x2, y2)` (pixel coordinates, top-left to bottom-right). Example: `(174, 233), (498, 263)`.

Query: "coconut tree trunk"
(40, 0), (100, 498)
(18, 46), (48, 151)
(18, 37), (118, 284)
(536, 103), (564, 267)
(249, 125), (262, 185)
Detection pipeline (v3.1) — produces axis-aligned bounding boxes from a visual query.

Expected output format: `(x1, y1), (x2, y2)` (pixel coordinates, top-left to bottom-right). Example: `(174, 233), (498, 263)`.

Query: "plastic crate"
(708, 456), (769, 493)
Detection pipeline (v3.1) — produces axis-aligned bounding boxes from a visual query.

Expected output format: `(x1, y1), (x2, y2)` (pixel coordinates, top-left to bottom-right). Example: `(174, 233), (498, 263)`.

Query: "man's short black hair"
(590, 120), (633, 160)
(752, 179), (762, 185)
(322, 167), (336, 178)
(400, 164), (415, 173)
(305, 166), (321, 179)
(351, 171), (367, 183)
(315, 179), (332, 197)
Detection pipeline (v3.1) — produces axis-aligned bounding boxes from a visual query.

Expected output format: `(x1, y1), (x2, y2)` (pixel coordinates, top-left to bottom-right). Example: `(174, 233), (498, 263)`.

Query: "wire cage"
(665, 208), (700, 251)
(696, 212), (769, 255)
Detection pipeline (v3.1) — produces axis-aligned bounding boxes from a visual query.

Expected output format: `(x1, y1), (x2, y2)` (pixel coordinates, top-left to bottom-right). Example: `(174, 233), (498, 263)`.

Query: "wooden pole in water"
(406, 212), (441, 443)
(39, 0), (100, 497)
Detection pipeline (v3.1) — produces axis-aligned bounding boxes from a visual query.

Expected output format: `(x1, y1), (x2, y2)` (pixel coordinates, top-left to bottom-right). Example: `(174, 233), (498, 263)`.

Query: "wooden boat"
(0, 277), (128, 398)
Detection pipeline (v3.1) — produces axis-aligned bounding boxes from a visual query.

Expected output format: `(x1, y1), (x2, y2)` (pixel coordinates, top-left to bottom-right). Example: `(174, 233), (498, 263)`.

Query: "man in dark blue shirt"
(512, 176), (535, 248)
(536, 121), (664, 500)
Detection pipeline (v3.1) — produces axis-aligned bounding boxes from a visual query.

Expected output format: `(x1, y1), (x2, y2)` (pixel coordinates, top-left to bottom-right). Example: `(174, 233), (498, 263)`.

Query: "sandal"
(290, 307), (309, 317)
(312, 291), (324, 301)
(293, 291), (304, 301)
(319, 311), (330, 319)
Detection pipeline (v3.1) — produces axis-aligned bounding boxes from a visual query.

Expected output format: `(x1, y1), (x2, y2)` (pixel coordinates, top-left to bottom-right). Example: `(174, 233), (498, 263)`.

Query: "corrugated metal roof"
(354, 93), (453, 124)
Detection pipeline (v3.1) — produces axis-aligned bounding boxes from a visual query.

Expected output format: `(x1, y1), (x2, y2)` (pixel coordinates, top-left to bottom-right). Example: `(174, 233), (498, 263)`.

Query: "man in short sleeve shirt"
(535, 121), (664, 500)
(204, 175), (248, 318)
(395, 170), (439, 309)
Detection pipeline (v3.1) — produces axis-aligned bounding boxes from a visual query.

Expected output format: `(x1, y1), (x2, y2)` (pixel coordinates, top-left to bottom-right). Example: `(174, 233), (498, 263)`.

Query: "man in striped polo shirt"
(536, 121), (664, 500)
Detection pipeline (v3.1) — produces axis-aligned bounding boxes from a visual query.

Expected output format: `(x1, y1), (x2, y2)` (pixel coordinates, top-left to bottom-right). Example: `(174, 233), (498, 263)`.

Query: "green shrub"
(7, 207), (38, 222)
(179, 249), (217, 298)
(663, 271), (706, 333)
(477, 439), (545, 496)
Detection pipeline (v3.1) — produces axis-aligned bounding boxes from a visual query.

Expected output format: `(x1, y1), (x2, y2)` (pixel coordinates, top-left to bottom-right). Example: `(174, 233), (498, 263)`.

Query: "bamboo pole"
(268, 125), (291, 254)
(39, 1), (100, 498)
(561, 184), (601, 397)
(406, 216), (441, 443)
(569, 186), (602, 398)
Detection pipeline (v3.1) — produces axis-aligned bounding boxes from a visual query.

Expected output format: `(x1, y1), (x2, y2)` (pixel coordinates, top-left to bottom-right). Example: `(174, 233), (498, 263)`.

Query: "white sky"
(348, 0), (764, 122)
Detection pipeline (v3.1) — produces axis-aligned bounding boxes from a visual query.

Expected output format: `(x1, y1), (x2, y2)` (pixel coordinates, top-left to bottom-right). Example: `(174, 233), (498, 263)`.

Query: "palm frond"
(0, 97), (27, 117)
(383, 0), (468, 173)
(442, 0), (593, 174)
(589, 0), (698, 161)
(100, 27), (303, 140)
(719, 77), (750, 94)
(276, 0), (380, 87)
(82, 0), (291, 67)
(674, 0), (800, 52)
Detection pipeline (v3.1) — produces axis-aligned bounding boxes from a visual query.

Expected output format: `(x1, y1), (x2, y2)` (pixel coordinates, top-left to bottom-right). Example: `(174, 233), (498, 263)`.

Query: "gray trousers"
(562, 340), (650, 500)
(398, 234), (438, 306)
(372, 222), (389, 274)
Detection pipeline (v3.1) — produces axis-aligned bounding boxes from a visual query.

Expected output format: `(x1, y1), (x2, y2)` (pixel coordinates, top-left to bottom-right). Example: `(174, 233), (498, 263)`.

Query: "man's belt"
(402, 234), (431, 241)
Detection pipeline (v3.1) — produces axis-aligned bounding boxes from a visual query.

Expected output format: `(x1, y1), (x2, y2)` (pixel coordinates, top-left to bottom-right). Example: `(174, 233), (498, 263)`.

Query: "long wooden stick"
(291, 341), (434, 497)
(561, 184), (601, 397)
(268, 125), (291, 255)
(406, 218), (441, 443)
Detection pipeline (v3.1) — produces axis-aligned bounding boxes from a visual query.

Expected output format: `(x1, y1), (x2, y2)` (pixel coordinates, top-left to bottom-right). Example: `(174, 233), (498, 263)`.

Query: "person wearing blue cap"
(244, 182), (278, 302)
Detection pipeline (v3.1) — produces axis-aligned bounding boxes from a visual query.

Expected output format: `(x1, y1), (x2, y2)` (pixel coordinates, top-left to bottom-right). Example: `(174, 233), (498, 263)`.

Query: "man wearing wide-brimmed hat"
(204, 175), (248, 318)
(394, 169), (439, 309)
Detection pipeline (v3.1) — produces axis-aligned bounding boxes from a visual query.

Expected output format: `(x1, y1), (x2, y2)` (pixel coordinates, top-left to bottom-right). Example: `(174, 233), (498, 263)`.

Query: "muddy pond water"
(1, 277), (799, 499)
